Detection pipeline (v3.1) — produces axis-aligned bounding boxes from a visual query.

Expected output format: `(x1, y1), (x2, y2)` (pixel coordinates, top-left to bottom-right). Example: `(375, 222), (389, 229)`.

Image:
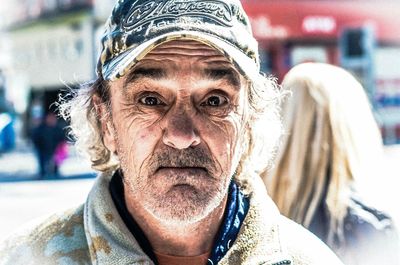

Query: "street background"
(0, 0), (400, 242)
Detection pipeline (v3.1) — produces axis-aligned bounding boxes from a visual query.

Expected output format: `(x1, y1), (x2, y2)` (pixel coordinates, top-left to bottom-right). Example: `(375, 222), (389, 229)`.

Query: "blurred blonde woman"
(263, 63), (399, 265)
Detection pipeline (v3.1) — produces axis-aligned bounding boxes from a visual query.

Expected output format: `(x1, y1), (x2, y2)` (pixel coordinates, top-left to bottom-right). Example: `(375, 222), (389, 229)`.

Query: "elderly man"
(0, 0), (343, 264)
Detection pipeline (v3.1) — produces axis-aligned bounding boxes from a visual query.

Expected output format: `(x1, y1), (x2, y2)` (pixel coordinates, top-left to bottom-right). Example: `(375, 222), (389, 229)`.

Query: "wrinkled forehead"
(126, 39), (244, 83)
(141, 39), (239, 67)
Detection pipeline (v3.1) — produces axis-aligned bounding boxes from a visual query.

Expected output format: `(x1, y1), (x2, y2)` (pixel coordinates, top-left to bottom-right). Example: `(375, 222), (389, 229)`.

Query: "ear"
(92, 94), (117, 154)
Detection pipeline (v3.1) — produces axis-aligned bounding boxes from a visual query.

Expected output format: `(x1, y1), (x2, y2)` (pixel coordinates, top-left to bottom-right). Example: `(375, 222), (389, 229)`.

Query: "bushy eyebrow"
(122, 66), (241, 91)
(123, 67), (166, 87)
(204, 68), (241, 89)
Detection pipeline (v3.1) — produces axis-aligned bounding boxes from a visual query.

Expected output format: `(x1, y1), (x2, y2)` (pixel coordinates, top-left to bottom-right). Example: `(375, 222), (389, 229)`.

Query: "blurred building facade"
(0, 0), (400, 144)
(0, 0), (115, 136)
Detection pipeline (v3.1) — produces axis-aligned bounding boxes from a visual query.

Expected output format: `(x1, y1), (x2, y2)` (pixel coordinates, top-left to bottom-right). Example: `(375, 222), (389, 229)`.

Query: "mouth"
(154, 167), (210, 182)
(156, 167), (208, 175)
(151, 167), (214, 197)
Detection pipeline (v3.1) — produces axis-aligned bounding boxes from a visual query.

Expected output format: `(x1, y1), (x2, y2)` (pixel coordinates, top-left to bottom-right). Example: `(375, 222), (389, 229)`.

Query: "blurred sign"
(291, 46), (328, 66)
(374, 47), (400, 143)
(249, 15), (288, 39)
(376, 79), (400, 108)
(243, 1), (400, 43)
(302, 16), (336, 34)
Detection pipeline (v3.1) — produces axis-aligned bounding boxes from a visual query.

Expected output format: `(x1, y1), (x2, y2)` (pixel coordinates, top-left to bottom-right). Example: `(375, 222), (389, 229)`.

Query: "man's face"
(102, 40), (247, 224)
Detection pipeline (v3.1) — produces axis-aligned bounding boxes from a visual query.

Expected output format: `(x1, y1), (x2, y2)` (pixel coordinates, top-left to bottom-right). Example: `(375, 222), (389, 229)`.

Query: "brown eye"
(139, 96), (164, 106)
(202, 95), (228, 107)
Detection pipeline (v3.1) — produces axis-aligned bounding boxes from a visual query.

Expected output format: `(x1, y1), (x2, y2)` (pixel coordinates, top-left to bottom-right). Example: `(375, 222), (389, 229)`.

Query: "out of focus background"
(0, 0), (399, 241)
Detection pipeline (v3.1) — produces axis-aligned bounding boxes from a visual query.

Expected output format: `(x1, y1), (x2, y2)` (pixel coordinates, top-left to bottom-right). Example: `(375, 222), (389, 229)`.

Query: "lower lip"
(153, 168), (211, 189)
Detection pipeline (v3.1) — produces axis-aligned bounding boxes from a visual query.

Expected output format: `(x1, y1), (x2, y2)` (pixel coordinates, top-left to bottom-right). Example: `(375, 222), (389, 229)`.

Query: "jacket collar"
(218, 173), (292, 265)
(84, 172), (292, 265)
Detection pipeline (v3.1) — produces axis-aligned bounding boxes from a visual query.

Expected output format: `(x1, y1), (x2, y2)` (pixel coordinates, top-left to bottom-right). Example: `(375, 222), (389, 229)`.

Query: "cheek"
(136, 126), (161, 153)
(199, 115), (241, 168)
(115, 115), (162, 170)
(209, 93), (246, 162)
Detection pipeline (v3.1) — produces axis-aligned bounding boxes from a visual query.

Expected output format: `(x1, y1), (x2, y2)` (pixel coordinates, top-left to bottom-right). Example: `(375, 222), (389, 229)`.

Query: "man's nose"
(162, 109), (201, 150)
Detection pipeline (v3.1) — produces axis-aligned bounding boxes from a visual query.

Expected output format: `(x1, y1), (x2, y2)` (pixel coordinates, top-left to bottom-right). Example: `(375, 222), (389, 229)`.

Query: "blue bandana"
(208, 181), (250, 264)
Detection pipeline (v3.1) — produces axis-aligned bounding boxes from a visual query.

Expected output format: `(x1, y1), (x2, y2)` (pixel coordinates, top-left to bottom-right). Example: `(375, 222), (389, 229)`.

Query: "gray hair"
(59, 72), (283, 185)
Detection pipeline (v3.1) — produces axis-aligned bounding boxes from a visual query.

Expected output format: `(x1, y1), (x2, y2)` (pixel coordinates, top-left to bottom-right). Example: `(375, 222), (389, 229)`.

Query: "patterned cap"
(97, 0), (260, 81)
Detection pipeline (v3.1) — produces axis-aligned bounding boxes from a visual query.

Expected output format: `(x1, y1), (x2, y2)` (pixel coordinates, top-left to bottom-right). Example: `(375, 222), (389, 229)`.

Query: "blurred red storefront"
(242, 0), (400, 79)
(242, 0), (400, 144)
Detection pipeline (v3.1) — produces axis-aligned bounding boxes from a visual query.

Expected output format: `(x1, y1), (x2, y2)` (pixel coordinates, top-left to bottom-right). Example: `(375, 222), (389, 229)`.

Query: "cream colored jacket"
(0, 173), (343, 265)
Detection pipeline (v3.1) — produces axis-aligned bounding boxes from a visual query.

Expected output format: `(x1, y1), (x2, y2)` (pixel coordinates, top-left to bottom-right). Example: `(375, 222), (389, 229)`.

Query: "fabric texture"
(154, 250), (211, 265)
(309, 194), (400, 265)
(0, 173), (344, 265)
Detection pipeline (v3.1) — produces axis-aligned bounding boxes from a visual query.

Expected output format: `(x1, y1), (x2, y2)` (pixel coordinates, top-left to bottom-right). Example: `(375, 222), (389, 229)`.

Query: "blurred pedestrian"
(0, 112), (15, 153)
(31, 112), (65, 178)
(0, 73), (16, 152)
(263, 62), (399, 265)
(54, 140), (68, 170)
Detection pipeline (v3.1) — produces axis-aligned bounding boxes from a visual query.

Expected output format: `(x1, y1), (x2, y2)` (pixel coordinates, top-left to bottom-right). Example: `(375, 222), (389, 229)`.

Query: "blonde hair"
(264, 63), (384, 246)
(59, 69), (284, 188)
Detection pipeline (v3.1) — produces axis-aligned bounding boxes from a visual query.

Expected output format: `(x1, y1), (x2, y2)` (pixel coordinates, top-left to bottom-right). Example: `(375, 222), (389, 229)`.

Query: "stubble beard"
(142, 175), (229, 226)
(122, 164), (230, 226)
(117, 142), (231, 226)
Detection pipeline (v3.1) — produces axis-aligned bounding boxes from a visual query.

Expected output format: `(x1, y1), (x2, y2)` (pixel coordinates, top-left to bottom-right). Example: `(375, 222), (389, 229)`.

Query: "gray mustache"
(148, 146), (217, 174)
